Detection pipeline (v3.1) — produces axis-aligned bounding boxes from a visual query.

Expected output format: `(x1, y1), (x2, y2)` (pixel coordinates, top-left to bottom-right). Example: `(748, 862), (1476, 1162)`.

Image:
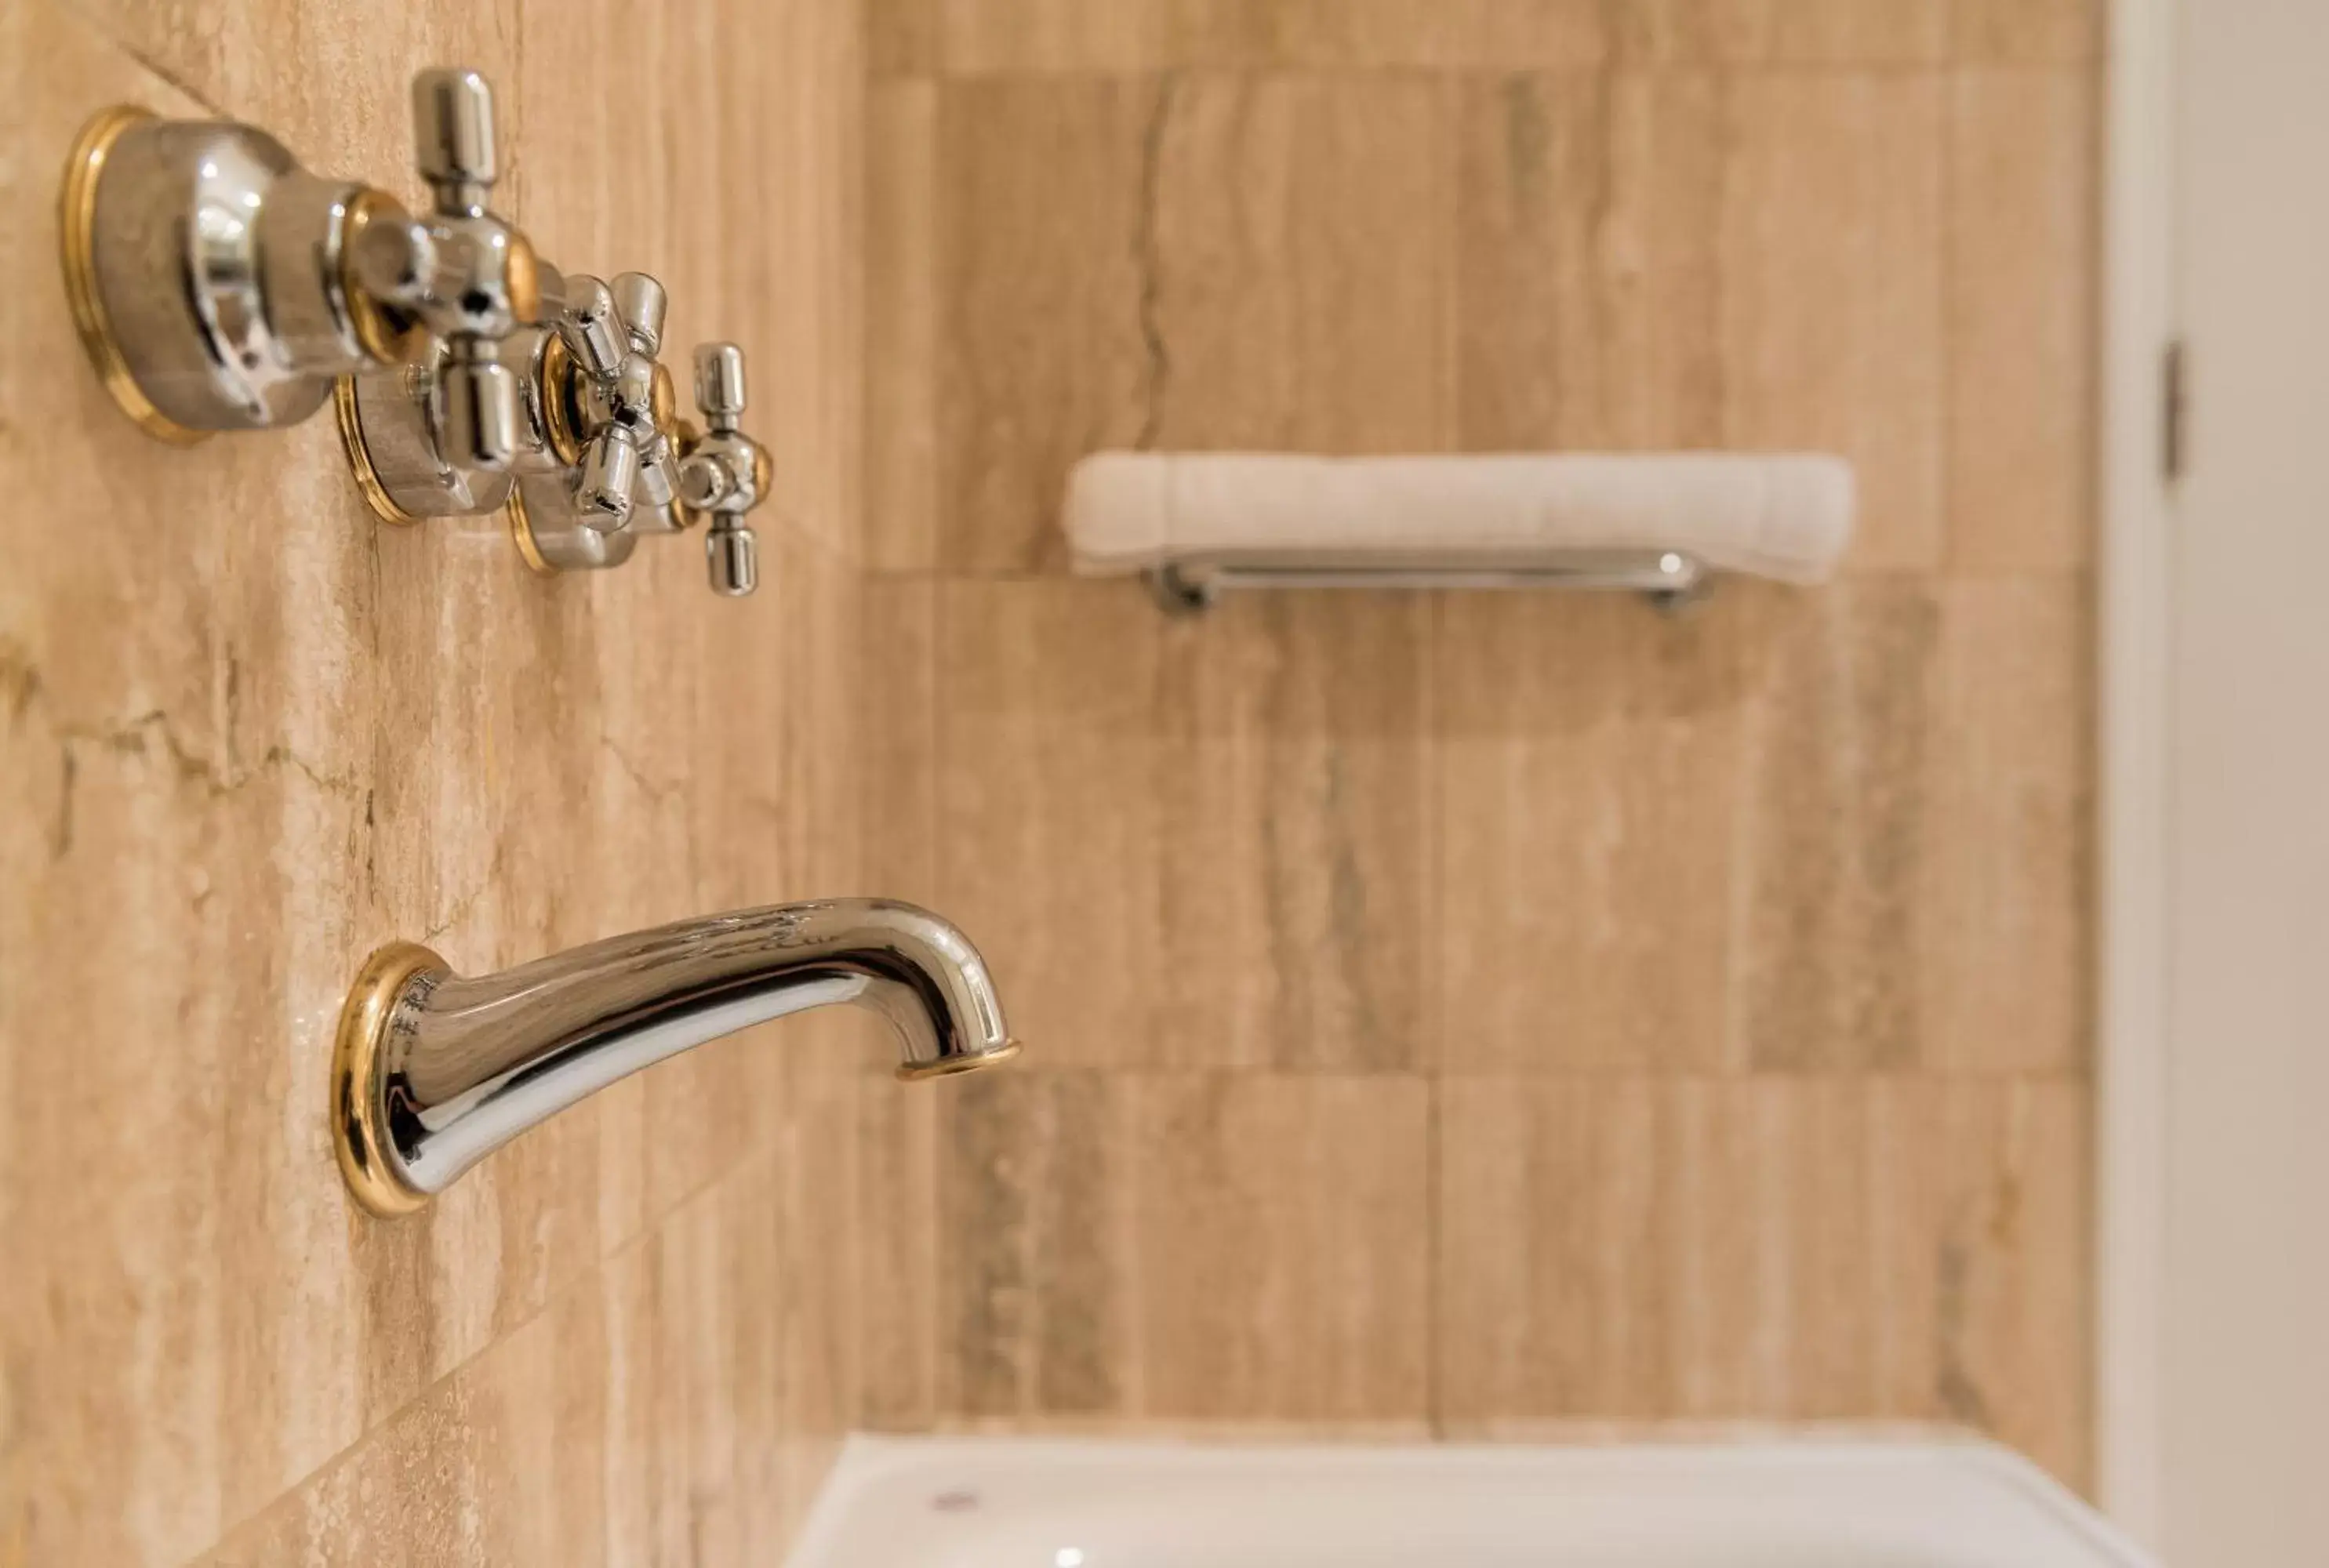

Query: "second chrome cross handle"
(541, 279), (769, 596)
(558, 271), (683, 531)
(482, 279), (771, 594)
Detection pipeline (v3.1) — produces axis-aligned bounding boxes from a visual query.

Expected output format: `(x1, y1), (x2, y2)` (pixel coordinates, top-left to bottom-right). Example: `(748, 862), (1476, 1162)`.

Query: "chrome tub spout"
(331, 898), (1018, 1216)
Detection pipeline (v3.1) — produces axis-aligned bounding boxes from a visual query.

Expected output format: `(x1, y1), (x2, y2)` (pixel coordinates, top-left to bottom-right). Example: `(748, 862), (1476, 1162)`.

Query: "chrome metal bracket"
(1144, 550), (1716, 617)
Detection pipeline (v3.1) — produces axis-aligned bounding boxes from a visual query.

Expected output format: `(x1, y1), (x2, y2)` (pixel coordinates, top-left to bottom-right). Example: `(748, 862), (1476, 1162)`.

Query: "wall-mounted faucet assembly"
(60, 67), (769, 593)
(59, 69), (1024, 1217)
(334, 901), (1021, 1218)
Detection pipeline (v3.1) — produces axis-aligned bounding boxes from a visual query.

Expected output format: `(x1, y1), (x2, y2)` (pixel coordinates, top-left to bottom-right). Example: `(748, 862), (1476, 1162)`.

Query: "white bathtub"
(787, 1436), (2152, 1568)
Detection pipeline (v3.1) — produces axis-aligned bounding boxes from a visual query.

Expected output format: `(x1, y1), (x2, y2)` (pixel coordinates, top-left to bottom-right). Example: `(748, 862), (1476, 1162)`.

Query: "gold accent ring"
(340, 187), (427, 367)
(896, 1039), (1023, 1082)
(330, 942), (447, 1219)
(536, 332), (585, 468)
(60, 106), (209, 447)
(333, 376), (426, 526)
(505, 488), (554, 576)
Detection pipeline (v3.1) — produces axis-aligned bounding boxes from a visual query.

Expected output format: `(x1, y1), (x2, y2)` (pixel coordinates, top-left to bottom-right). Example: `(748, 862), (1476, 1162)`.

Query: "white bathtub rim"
(787, 1432), (2153, 1568)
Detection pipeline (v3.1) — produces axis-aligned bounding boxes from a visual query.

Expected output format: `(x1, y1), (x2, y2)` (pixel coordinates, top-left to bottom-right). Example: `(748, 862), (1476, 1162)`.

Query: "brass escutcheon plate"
(330, 941), (447, 1218)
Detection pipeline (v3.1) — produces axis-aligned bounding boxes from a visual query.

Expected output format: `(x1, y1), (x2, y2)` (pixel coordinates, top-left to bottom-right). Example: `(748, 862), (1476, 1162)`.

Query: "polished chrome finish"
(67, 73), (773, 594)
(61, 70), (537, 453)
(575, 403), (644, 527)
(556, 270), (680, 530)
(337, 361), (517, 525)
(680, 343), (772, 597)
(365, 325), (768, 589)
(610, 270), (668, 355)
(344, 267), (745, 580)
(507, 478), (638, 573)
(412, 67), (499, 206)
(439, 346), (520, 471)
(332, 899), (1020, 1218)
(1147, 549), (1713, 615)
(119, 72), (775, 590)
(707, 521), (761, 596)
(561, 274), (628, 377)
(61, 107), (380, 435)
(693, 338), (749, 416)
(393, 69), (530, 470)
(478, 272), (688, 567)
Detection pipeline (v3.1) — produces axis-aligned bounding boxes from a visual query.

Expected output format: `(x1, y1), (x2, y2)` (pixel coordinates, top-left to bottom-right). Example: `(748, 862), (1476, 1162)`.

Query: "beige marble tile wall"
(858, 0), (2101, 1489)
(0, 0), (874, 1560)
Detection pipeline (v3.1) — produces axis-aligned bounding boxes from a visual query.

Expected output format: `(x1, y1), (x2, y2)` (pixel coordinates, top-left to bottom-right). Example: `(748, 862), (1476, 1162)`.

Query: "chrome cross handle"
(344, 70), (538, 470)
(557, 272), (682, 530)
(679, 344), (772, 596)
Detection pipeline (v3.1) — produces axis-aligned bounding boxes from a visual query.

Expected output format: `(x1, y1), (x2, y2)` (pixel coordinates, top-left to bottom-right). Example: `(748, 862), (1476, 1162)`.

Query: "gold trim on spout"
(331, 941), (445, 1218)
(897, 1040), (1022, 1082)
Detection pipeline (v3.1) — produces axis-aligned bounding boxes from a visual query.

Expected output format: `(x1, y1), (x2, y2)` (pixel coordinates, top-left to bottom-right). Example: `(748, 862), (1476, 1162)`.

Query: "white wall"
(2162, 0), (2329, 1558)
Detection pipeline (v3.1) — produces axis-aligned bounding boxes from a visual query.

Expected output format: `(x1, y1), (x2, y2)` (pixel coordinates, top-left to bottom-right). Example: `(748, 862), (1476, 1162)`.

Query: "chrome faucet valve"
(555, 272), (681, 529)
(345, 69), (539, 470)
(678, 343), (772, 597)
(59, 65), (538, 445)
(78, 69), (779, 591)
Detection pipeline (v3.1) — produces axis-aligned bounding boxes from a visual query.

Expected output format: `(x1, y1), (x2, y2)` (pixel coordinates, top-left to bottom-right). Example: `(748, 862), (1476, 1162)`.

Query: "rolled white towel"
(1064, 451), (1855, 587)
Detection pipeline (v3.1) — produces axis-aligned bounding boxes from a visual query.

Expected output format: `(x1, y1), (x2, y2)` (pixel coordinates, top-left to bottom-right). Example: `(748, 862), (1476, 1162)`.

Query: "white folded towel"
(1064, 452), (1855, 586)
